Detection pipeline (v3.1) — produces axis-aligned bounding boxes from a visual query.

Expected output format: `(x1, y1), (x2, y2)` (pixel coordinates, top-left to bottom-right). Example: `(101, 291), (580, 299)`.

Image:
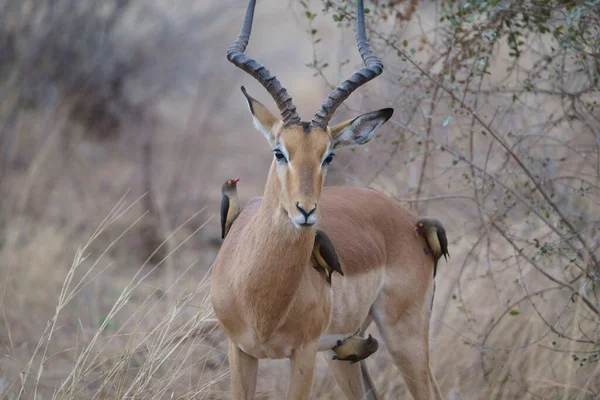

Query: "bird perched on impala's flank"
(332, 334), (379, 364)
(221, 178), (240, 239)
(312, 229), (344, 285)
(414, 218), (449, 277)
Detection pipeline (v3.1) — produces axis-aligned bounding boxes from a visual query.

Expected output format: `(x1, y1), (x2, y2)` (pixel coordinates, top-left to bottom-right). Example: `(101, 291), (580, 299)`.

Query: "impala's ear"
(241, 86), (281, 146)
(330, 108), (394, 149)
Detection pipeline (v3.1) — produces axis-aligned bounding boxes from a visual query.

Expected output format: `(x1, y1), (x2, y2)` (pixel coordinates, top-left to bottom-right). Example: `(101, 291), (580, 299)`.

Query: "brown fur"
(210, 90), (442, 399)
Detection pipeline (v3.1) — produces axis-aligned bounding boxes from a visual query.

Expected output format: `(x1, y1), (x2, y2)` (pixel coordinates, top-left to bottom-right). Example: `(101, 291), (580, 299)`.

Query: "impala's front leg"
(287, 341), (319, 400)
(229, 341), (258, 400)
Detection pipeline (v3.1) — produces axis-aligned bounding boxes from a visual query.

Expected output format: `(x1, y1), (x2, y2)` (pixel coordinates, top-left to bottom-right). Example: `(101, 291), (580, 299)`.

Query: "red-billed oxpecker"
(312, 229), (344, 286)
(221, 178), (240, 239)
(332, 334), (379, 364)
(414, 218), (449, 277)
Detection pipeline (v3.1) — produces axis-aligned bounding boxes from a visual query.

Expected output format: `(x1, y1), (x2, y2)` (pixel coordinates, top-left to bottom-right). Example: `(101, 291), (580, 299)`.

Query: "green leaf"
(403, 39), (408, 47)
(442, 115), (452, 127)
(410, 48), (416, 56)
(509, 310), (520, 316)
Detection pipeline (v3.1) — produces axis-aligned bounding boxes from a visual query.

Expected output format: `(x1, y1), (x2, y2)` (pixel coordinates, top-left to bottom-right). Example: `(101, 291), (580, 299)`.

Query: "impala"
(210, 0), (442, 398)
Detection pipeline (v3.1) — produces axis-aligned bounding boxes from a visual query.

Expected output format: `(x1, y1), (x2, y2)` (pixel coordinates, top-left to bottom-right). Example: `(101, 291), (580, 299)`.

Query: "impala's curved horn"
(311, 0), (383, 128)
(227, 0), (301, 126)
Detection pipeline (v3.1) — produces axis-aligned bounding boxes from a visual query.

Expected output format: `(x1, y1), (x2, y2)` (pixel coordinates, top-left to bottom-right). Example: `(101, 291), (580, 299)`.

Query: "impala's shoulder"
(242, 197), (262, 214)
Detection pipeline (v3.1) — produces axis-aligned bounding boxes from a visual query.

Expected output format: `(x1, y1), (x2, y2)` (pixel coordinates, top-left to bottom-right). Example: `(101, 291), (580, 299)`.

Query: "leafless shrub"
(0, 0), (142, 137)
(307, 0), (600, 397)
(0, 0), (223, 260)
(0, 0), (211, 150)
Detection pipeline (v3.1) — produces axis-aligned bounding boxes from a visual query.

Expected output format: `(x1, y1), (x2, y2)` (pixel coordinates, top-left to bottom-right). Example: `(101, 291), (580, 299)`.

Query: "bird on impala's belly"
(332, 334), (379, 364)
(414, 218), (450, 277)
(221, 178), (240, 239)
(312, 229), (344, 285)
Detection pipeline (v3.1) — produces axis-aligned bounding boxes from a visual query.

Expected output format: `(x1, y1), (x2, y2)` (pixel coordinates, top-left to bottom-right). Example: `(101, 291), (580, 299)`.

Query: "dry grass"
(1, 193), (226, 398)
(0, 0), (599, 398)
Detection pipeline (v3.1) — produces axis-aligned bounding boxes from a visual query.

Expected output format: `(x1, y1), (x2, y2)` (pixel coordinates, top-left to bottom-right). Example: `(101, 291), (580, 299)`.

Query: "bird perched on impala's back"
(221, 178), (240, 239)
(332, 334), (379, 364)
(312, 229), (344, 285)
(414, 218), (449, 277)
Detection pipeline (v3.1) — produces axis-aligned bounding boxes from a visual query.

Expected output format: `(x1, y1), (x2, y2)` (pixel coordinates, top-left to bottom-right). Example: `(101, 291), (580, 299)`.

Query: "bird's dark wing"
(348, 355), (360, 364)
(437, 226), (449, 261)
(318, 232), (344, 276)
(220, 194), (229, 239)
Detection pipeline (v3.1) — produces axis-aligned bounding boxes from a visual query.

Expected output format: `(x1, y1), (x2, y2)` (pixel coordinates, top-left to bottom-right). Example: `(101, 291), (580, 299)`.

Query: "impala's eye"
(323, 153), (335, 165)
(274, 149), (287, 163)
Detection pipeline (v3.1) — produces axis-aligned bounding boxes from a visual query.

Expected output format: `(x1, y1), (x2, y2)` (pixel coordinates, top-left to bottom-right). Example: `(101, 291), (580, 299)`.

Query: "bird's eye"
(419, 223), (424, 227)
(274, 149), (287, 163)
(227, 180), (232, 184)
(323, 153), (335, 165)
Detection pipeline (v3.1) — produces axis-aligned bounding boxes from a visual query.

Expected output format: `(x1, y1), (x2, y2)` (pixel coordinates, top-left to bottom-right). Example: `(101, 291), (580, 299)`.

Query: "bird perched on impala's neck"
(332, 334), (379, 364)
(414, 218), (449, 277)
(312, 229), (344, 286)
(221, 178), (240, 239)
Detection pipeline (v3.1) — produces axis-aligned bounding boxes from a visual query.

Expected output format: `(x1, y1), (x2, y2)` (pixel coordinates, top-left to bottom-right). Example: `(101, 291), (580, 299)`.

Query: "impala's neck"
(255, 161), (315, 245)
(240, 161), (315, 342)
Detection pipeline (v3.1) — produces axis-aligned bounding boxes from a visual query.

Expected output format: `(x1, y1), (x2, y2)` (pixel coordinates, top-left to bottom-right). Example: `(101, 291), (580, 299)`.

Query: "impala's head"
(240, 88), (392, 228)
(227, 0), (393, 229)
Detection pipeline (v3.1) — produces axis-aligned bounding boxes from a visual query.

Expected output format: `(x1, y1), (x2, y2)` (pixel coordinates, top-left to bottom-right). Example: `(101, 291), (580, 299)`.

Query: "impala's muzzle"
(287, 160), (321, 229)
(292, 202), (317, 227)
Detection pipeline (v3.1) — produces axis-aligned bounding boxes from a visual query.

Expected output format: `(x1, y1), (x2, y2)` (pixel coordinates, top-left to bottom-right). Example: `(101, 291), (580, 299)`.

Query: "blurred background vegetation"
(0, 0), (598, 398)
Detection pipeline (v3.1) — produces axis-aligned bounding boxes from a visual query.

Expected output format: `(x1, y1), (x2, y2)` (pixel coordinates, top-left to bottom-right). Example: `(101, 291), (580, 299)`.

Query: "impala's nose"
(293, 202), (317, 227)
(296, 203), (316, 218)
